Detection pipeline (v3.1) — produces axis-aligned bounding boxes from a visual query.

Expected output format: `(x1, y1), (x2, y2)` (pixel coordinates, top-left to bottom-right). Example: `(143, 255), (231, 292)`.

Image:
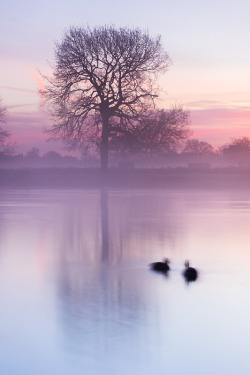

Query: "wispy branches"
(41, 25), (171, 168)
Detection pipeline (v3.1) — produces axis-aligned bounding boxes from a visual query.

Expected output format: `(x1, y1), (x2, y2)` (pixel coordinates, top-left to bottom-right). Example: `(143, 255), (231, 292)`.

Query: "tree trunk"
(100, 114), (109, 173)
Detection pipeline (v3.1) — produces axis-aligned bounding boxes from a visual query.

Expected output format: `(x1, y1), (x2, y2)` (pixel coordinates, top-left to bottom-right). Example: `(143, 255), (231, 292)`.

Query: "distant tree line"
(2, 89), (250, 168)
(0, 147), (84, 168)
(1, 137), (250, 169)
(109, 136), (250, 168)
(1, 25), (250, 170)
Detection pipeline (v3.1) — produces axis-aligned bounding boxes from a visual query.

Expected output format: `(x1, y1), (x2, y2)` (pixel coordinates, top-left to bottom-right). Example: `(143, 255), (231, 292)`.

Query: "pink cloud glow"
(5, 105), (250, 155)
(32, 72), (46, 106)
(6, 110), (58, 154)
(32, 73), (45, 92)
(191, 108), (250, 146)
(6, 110), (79, 157)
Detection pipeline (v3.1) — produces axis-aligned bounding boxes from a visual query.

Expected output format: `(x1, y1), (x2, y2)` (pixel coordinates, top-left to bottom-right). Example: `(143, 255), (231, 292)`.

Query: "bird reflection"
(149, 258), (170, 274)
(183, 260), (198, 282)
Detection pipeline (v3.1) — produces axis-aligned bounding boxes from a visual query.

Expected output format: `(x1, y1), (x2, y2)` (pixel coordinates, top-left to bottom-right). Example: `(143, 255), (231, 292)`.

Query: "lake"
(0, 187), (250, 375)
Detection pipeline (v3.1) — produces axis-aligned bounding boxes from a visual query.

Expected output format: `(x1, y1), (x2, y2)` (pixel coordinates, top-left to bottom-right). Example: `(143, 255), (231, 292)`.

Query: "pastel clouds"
(0, 86), (35, 94)
(7, 110), (53, 154)
(1, 0), (250, 154)
(6, 105), (250, 155)
(1, 32), (250, 154)
(6, 106), (78, 156)
(191, 108), (250, 146)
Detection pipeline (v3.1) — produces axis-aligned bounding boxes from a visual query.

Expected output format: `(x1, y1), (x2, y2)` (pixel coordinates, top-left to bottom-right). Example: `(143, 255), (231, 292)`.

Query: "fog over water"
(0, 188), (250, 374)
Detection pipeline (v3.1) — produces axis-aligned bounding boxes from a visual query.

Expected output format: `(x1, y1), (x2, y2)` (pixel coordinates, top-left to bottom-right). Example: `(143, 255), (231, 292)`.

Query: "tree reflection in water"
(100, 188), (109, 263)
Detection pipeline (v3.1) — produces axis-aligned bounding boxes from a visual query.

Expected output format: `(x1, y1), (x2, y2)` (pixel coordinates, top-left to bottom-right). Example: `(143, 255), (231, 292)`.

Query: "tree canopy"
(222, 136), (250, 165)
(109, 107), (190, 157)
(42, 25), (172, 170)
(182, 139), (214, 156)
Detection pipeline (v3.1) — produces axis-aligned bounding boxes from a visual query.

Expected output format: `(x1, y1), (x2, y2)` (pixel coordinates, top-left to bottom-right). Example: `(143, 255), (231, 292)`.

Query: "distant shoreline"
(1, 167), (250, 189)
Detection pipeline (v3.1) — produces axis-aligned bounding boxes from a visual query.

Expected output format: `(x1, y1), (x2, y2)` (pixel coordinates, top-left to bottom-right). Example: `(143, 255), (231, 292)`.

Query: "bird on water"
(183, 260), (198, 282)
(149, 258), (170, 273)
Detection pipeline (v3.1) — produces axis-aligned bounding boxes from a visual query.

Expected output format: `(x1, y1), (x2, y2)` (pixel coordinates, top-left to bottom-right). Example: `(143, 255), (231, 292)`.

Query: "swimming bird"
(183, 260), (198, 282)
(149, 258), (170, 273)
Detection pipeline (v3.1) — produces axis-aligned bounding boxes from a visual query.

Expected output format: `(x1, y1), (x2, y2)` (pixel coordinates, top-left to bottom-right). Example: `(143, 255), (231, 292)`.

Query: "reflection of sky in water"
(0, 188), (250, 374)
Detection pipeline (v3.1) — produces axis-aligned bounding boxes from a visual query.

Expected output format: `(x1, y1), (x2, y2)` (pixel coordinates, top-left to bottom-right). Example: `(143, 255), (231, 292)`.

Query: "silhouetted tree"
(0, 97), (13, 155)
(222, 136), (250, 165)
(0, 128), (10, 153)
(42, 25), (171, 171)
(43, 150), (61, 160)
(0, 97), (6, 122)
(182, 139), (214, 156)
(25, 147), (40, 160)
(109, 106), (190, 156)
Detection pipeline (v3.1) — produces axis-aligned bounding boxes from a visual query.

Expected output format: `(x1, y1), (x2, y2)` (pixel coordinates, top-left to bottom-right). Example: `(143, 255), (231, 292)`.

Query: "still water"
(0, 188), (250, 374)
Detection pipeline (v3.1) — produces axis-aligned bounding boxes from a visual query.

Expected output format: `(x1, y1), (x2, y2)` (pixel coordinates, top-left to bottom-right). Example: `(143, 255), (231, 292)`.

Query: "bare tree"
(0, 98), (6, 122)
(109, 106), (190, 156)
(42, 25), (171, 171)
(0, 97), (13, 155)
(222, 136), (250, 165)
(182, 139), (214, 156)
(25, 147), (40, 159)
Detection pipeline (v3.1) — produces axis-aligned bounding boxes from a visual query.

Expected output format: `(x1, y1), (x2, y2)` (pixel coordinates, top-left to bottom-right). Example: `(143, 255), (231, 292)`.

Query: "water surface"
(0, 188), (250, 374)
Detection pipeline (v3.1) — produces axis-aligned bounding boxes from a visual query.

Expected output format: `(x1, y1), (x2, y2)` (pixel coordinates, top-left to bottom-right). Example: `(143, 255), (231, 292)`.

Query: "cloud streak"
(5, 105), (250, 153)
(191, 107), (250, 146)
(6, 109), (66, 154)
(191, 108), (250, 128)
(0, 85), (36, 94)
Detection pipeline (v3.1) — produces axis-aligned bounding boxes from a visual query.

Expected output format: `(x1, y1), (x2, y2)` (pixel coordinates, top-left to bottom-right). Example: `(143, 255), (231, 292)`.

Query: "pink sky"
(5, 106), (250, 155)
(2, 64), (248, 156)
(1, 59), (249, 155)
(1, 0), (250, 155)
(6, 109), (73, 156)
(191, 108), (250, 146)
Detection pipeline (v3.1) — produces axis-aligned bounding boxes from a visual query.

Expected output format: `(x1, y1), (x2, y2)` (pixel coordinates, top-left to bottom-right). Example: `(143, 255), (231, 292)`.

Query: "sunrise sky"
(1, 0), (250, 155)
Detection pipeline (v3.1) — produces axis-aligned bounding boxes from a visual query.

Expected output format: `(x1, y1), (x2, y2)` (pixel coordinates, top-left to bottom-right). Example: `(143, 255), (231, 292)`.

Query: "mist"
(1, 187), (250, 375)
(1, 17), (250, 374)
